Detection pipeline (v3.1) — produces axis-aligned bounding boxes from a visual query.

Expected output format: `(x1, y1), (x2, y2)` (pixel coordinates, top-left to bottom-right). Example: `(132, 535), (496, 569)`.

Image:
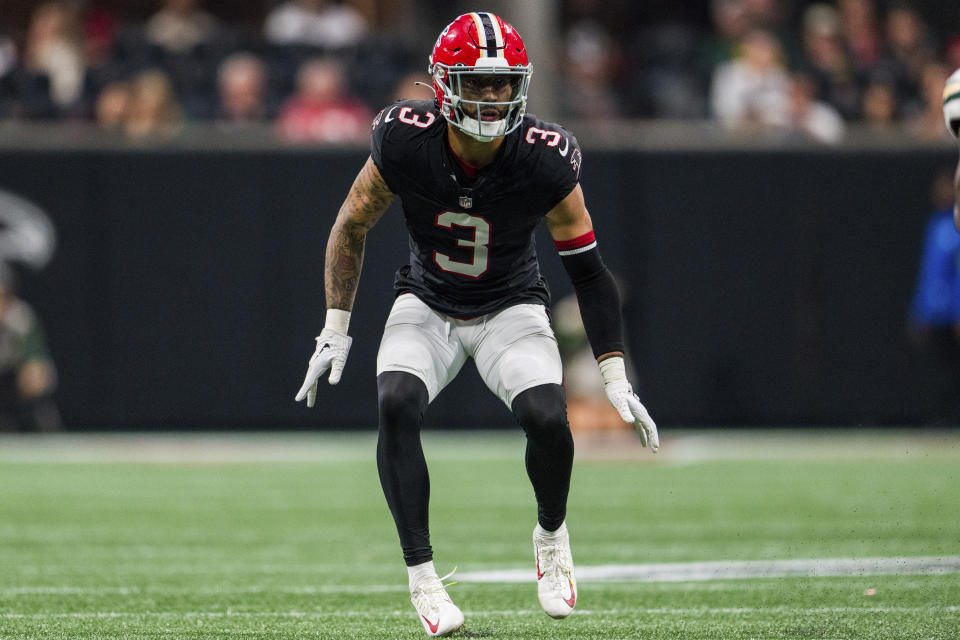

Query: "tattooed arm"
(294, 157), (395, 403)
(324, 156), (396, 311)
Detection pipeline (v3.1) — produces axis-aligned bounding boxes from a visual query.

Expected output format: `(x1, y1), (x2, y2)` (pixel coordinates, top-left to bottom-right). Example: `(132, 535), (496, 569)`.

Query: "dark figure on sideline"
(0, 264), (61, 432)
(908, 170), (960, 424)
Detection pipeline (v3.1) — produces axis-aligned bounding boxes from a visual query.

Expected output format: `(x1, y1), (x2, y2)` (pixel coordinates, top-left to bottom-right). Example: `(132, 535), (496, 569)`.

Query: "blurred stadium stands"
(0, 0), (958, 146)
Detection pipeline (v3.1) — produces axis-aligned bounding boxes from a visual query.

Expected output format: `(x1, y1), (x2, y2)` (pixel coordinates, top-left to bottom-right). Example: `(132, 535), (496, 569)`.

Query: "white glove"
(295, 310), (353, 408)
(944, 68), (960, 137)
(599, 356), (659, 452)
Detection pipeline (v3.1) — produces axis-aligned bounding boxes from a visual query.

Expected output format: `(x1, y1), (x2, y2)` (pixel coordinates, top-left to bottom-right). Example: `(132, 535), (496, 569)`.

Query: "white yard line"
(456, 556), (960, 583)
(2, 606), (959, 620)
(0, 585), (408, 596)
(5, 556), (960, 599)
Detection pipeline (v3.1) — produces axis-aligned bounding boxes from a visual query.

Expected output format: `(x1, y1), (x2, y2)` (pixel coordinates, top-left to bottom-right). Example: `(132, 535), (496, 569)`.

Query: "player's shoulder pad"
(518, 114), (583, 182)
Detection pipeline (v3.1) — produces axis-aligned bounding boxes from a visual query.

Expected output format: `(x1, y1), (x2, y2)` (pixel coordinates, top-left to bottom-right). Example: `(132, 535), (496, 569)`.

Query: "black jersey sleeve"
(522, 119), (583, 212)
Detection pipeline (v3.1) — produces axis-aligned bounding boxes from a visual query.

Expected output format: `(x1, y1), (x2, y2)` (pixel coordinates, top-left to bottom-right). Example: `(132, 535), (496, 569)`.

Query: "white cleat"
(410, 572), (464, 637)
(533, 522), (578, 618)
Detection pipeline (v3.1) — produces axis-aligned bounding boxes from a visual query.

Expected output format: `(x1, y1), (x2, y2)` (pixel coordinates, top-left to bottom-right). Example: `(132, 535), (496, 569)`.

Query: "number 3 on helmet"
(429, 12), (532, 142)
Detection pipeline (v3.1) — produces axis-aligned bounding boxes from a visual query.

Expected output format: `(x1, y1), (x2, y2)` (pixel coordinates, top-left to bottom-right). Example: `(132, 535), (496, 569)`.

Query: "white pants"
(376, 293), (563, 408)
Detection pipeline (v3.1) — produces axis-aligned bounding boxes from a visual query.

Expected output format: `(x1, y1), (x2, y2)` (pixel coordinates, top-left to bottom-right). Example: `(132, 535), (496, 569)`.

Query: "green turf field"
(1, 430), (958, 639)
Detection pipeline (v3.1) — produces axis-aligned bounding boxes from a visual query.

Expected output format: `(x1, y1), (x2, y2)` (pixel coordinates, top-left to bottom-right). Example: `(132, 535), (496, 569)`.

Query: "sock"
(407, 560), (437, 590)
(535, 520), (567, 542)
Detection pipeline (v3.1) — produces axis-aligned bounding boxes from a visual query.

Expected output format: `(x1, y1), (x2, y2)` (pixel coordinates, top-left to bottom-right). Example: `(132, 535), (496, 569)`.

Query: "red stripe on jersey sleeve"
(554, 230), (596, 252)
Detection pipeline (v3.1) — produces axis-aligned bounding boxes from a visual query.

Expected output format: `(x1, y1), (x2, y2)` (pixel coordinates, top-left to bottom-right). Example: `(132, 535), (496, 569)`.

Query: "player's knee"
(377, 371), (429, 429)
(512, 384), (570, 442)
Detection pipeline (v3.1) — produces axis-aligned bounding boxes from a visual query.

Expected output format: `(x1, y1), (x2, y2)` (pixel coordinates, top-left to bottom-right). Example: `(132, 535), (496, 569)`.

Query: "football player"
(296, 12), (659, 637)
(945, 68), (960, 230)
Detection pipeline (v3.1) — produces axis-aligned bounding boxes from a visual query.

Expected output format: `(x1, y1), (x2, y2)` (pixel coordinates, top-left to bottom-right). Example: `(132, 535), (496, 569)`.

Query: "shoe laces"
(411, 567), (458, 617)
(537, 542), (574, 591)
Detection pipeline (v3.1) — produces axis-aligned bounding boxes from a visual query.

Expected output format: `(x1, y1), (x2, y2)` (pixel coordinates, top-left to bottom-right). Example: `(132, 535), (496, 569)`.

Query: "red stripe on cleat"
(422, 615), (440, 634)
(563, 578), (576, 608)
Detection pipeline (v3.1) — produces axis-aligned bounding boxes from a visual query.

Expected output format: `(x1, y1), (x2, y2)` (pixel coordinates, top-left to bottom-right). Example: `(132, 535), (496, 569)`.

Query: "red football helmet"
(428, 12), (532, 141)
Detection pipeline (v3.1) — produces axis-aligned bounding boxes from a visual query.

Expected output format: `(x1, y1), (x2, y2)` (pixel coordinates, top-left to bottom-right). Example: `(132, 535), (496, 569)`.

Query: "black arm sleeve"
(559, 245), (625, 359)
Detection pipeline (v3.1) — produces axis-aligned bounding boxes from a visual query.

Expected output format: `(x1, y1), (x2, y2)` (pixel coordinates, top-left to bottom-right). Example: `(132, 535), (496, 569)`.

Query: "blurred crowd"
(0, 0), (425, 143)
(0, 0), (957, 144)
(566, 0), (960, 143)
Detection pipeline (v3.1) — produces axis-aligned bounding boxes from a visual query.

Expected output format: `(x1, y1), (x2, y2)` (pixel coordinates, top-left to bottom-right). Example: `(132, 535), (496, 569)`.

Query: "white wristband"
(598, 356), (627, 386)
(325, 308), (351, 335)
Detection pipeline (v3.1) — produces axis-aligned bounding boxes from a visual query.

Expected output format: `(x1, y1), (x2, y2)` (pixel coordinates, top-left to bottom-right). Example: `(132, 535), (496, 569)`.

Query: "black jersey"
(370, 99), (582, 318)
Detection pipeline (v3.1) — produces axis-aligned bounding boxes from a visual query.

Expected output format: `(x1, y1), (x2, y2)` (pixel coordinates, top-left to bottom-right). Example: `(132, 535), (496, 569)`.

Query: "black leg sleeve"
(512, 383), (575, 532)
(376, 371), (433, 566)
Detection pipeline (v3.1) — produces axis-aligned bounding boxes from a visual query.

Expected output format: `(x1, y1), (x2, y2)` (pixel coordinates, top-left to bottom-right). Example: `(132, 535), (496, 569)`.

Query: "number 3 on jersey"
(433, 211), (490, 279)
